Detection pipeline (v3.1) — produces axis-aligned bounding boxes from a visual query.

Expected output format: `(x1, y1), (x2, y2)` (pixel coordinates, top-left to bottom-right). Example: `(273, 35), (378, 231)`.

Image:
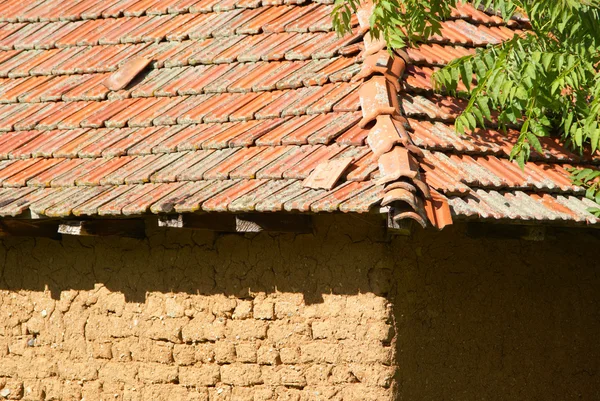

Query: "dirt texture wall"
(0, 215), (598, 401)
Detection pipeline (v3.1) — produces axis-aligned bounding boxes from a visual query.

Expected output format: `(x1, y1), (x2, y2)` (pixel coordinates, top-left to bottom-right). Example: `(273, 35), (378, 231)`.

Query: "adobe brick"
(348, 364), (395, 388)
(142, 384), (209, 401)
(304, 364), (333, 385)
(181, 314), (217, 342)
(340, 384), (395, 401)
(131, 340), (174, 364)
(300, 342), (340, 364)
(195, 343), (216, 363)
(112, 339), (133, 362)
(173, 344), (196, 366)
(165, 295), (187, 318)
(212, 295), (237, 317)
(137, 363), (179, 384)
(228, 320), (267, 340)
(267, 322), (311, 345)
(214, 341), (236, 364)
(279, 365), (307, 388)
(57, 360), (99, 381)
(208, 384), (232, 401)
(91, 341), (113, 359)
(253, 300), (274, 320)
(179, 365), (220, 386)
(220, 363), (263, 386)
(257, 343), (280, 365)
(233, 300), (253, 319)
(231, 386), (254, 401)
(98, 361), (138, 384)
(235, 343), (257, 363)
(0, 379), (23, 400)
(345, 295), (390, 321)
(279, 347), (301, 364)
(145, 318), (186, 343)
(339, 340), (393, 365)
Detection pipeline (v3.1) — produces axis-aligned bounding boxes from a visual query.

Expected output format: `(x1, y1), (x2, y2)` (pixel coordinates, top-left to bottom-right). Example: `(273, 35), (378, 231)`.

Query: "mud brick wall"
(1, 215), (599, 400)
(0, 216), (396, 401)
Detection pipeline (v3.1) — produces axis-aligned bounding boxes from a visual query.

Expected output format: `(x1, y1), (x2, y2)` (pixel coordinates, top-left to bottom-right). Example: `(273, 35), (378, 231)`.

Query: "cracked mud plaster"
(0, 215), (598, 400)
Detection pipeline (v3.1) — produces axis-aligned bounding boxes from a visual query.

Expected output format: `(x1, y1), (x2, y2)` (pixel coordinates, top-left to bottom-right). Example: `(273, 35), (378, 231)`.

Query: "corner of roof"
(352, 0), (452, 230)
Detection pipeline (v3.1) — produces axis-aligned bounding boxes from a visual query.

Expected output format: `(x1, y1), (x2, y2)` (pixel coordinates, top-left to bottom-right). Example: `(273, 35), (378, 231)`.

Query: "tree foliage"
(332, 0), (600, 206)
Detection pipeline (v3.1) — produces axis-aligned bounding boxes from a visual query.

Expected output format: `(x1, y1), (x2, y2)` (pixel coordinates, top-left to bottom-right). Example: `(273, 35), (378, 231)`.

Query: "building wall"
(0, 216), (598, 400)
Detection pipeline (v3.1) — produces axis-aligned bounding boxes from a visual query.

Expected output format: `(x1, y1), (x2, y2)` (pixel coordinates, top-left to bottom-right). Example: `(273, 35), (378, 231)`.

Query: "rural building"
(0, 0), (598, 400)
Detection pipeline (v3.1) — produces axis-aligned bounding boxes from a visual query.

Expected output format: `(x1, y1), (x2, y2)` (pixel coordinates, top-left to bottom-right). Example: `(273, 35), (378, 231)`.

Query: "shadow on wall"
(0, 214), (599, 399)
(0, 214), (394, 303)
(390, 225), (600, 400)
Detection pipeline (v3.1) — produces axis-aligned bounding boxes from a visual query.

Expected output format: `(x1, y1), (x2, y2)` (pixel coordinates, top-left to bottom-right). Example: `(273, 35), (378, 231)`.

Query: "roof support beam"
(0, 219), (60, 239)
(58, 219), (146, 239)
(158, 213), (313, 233)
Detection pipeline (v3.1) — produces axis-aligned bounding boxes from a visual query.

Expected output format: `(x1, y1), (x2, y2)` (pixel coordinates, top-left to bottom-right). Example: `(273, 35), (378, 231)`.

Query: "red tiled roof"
(0, 0), (597, 227)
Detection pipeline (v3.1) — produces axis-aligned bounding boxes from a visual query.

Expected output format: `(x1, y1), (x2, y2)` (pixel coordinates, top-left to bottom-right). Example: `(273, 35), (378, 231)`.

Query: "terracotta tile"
(285, 4), (330, 32)
(123, 0), (166, 17)
(302, 157), (353, 190)
(166, 13), (216, 41)
(6, 129), (54, 159)
(97, 183), (159, 215)
(53, 128), (109, 158)
(0, 128), (41, 158)
(0, 186), (42, 216)
(190, 10), (244, 38)
(150, 181), (211, 213)
(282, 186), (328, 212)
(313, 31), (362, 59)
(336, 122), (369, 146)
(0, 77), (29, 101)
(80, 98), (139, 128)
(101, 0), (146, 18)
(14, 102), (64, 131)
(229, 179), (292, 211)
(3, 157), (63, 188)
(27, 75), (90, 103)
(264, 4), (318, 32)
(310, 180), (373, 212)
(227, 117), (287, 147)
(254, 86), (307, 119)
(152, 95), (199, 125)
(231, 145), (295, 178)
(121, 15), (175, 43)
(178, 64), (236, 95)
(176, 93), (228, 124)
(253, 180), (307, 211)
(177, 148), (239, 180)
(0, 21), (48, 50)
(30, 187), (83, 216)
(281, 85), (331, 116)
(54, 19), (104, 47)
(0, 158), (40, 185)
(173, 179), (237, 213)
(177, 123), (233, 151)
(202, 178), (267, 212)
(0, 103), (47, 132)
(78, 128), (132, 158)
(306, 82), (359, 114)
(238, 32), (295, 63)
(339, 183), (384, 212)
(0, 49), (42, 77)
(166, 0), (205, 14)
(103, 56), (151, 91)
(101, 126), (160, 157)
(203, 146), (266, 179)
(229, 91), (280, 121)
(275, 58), (331, 89)
(190, 36), (246, 65)
(72, 184), (136, 216)
(73, 157), (134, 186)
(3, 75), (53, 103)
(204, 63), (259, 93)
(151, 150), (215, 182)
(284, 143), (348, 179)
(255, 115), (314, 146)
(104, 98), (161, 128)
(255, 61), (307, 92)
(235, 0), (262, 8)
(98, 17), (148, 45)
(227, 61), (284, 92)
(127, 125), (187, 155)
(203, 92), (260, 123)
(201, 120), (257, 149)
(123, 152), (184, 183)
(28, 160), (86, 187)
(12, 21), (66, 50)
(235, 6), (290, 34)
(346, 151), (377, 181)
(213, 8), (264, 36)
(263, 31), (314, 61)
(152, 124), (211, 153)
(44, 186), (111, 218)
(330, 86), (359, 112)
(307, 111), (361, 145)
(303, 57), (357, 86)
(56, 0), (102, 21)
(278, 112), (334, 145)
(28, 46), (83, 76)
(129, 96), (187, 127)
